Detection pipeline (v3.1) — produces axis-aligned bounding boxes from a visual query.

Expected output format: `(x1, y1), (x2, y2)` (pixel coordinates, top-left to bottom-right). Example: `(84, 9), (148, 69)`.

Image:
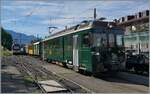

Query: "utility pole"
(94, 8), (97, 20)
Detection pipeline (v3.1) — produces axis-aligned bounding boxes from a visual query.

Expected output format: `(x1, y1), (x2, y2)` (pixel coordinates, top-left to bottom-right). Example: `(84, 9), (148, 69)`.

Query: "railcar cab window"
(13, 44), (20, 50)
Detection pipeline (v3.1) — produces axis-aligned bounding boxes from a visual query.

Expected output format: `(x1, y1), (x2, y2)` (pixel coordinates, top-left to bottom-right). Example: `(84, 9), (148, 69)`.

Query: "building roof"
(117, 10), (149, 27)
(117, 16), (149, 27)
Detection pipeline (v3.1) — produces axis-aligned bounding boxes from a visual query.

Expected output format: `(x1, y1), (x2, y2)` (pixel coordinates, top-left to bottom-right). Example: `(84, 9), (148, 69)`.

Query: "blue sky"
(1, 0), (149, 38)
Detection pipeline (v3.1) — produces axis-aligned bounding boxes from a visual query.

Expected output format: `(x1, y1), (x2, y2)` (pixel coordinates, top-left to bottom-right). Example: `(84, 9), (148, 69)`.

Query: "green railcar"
(42, 36), (64, 62)
(33, 42), (40, 56)
(42, 20), (125, 73)
(32, 41), (42, 57)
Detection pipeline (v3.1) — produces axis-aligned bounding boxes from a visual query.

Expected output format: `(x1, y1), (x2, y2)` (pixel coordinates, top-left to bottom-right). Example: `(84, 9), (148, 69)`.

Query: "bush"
(1, 27), (13, 50)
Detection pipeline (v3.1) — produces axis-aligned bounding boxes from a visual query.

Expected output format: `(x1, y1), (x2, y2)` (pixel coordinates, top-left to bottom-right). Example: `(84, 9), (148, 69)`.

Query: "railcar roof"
(42, 20), (116, 42)
(33, 41), (40, 45)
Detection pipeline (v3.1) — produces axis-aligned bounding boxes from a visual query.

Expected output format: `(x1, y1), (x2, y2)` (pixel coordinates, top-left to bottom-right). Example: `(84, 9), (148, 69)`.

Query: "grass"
(1, 48), (12, 56)
(23, 76), (34, 84)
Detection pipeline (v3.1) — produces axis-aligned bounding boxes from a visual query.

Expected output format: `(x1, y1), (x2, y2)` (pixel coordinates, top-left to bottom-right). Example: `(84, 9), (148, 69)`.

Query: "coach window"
(82, 33), (91, 47)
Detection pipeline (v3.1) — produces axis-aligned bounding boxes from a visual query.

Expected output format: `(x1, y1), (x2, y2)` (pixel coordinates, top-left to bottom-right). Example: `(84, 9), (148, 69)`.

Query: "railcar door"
(42, 42), (45, 60)
(73, 35), (79, 71)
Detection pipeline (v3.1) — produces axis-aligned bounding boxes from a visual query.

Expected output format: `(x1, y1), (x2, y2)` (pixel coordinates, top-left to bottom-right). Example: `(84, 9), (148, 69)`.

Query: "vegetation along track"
(11, 55), (89, 93)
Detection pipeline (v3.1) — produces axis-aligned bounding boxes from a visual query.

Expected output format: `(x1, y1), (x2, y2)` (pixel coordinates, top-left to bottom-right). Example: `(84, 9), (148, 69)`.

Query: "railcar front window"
(116, 35), (123, 46)
(92, 33), (107, 47)
(109, 34), (115, 47)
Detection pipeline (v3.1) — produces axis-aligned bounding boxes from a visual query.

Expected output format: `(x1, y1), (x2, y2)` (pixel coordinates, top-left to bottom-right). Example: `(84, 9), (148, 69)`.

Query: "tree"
(1, 27), (13, 50)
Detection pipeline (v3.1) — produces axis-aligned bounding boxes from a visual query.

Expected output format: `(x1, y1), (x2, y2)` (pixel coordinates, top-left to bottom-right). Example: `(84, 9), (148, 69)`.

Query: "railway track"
(9, 56), (46, 93)
(19, 57), (47, 93)
(11, 55), (88, 93)
(29, 55), (149, 77)
(22, 56), (89, 93)
(6, 55), (148, 93)
(11, 56), (69, 93)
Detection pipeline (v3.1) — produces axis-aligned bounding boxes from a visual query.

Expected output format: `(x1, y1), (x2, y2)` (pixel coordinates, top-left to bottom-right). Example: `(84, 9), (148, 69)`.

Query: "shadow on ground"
(1, 72), (29, 93)
(1, 64), (40, 93)
(81, 71), (149, 87)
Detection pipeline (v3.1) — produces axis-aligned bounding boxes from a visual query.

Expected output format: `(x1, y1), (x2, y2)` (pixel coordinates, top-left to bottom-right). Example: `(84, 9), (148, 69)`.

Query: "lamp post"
(107, 22), (112, 48)
(137, 32), (140, 54)
(131, 26), (140, 54)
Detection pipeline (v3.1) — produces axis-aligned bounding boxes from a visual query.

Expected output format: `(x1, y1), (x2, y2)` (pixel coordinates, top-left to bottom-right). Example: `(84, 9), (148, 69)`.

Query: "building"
(117, 10), (149, 55)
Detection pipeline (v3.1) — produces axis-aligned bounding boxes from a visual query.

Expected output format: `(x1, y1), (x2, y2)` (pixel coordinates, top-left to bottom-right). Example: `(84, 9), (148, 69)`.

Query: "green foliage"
(130, 24), (149, 33)
(1, 27), (13, 50)
(23, 76), (33, 84)
(1, 49), (12, 56)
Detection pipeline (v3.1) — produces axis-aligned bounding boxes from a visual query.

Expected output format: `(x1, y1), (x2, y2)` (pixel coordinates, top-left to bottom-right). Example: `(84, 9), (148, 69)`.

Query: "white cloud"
(1, 0), (149, 37)
(11, 0), (63, 7)
(2, 17), (23, 23)
(24, 6), (62, 16)
(1, 6), (15, 11)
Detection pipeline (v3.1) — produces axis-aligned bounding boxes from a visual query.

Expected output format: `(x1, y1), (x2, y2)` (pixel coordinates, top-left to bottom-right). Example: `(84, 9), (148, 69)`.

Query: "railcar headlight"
(91, 52), (100, 55)
(68, 61), (72, 64)
(95, 52), (100, 55)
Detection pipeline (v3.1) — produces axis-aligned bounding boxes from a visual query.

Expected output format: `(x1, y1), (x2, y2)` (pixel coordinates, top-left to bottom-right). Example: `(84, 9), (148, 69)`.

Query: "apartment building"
(117, 10), (149, 55)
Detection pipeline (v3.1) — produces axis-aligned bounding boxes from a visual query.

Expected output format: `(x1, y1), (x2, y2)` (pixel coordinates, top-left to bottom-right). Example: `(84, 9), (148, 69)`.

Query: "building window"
(122, 17), (125, 22)
(146, 43), (149, 48)
(146, 10), (149, 16)
(136, 44), (138, 49)
(139, 12), (142, 17)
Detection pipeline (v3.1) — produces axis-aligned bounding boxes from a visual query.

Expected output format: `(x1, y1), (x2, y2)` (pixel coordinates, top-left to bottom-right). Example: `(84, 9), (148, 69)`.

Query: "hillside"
(6, 30), (37, 44)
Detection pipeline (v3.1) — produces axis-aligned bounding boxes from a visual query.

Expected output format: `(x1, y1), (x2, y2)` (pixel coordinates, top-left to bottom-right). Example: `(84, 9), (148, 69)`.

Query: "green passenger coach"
(33, 41), (42, 57)
(41, 20), (125, 73)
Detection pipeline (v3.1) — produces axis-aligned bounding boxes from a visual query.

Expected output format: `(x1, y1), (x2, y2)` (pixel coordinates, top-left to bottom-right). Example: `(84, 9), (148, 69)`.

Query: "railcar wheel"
(96, 63), (105, 73)
(78, 69), (85, 74)
(48, 59), (52, 63)
(134, 66), (143, 74)
(125, 63), (133, 71)
(62, 63), (68, 68)
(79, 69), (92, 76)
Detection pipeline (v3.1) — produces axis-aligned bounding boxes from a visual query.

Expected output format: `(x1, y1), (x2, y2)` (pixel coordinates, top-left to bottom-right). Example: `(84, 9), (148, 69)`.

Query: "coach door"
(73, 35), (79, 71)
